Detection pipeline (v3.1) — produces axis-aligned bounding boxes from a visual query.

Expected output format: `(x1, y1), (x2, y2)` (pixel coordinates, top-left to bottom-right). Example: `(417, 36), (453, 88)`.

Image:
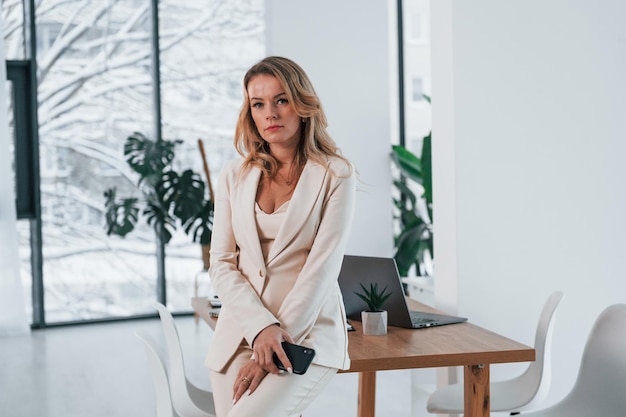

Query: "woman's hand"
(233, 359), (268, 404)
(252, 324), (294, 374)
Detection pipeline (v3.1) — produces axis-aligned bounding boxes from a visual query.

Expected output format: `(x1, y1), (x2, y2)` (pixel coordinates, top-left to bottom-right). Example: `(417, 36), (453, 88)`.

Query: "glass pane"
(5, 76), (33, 317)
(397, 0), (433, 277)
(35, 0), (157, 322)
(402, 0), (431, 154)
(7, 79), (32, 322)
(2, 0), (25, 59)
(6, 80), (16, 194)
(158, 0), (265, 311)
(17, 219), (33, 323)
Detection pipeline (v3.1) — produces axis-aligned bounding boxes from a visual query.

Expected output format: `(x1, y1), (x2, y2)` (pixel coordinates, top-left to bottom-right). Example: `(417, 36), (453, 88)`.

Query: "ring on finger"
(240, 376), (251, 385)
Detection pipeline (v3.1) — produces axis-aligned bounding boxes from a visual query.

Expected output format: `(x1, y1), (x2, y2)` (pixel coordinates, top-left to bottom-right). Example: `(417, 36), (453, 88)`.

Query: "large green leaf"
(123, 132), (181, 184)
(143, 200), (176, 244)
(393, 179), (417, 209)
(421, 132), (433, 208)
(184, 199), (214, 245)
(400, 209), (421, 231)
(391, 144), (422, 184)
(394, 222), (430, 276)
(103, 188), (139, 237)
(104, 131), (215, 247)
(391, 140), (433, 276)
(158, 169), (205, 224)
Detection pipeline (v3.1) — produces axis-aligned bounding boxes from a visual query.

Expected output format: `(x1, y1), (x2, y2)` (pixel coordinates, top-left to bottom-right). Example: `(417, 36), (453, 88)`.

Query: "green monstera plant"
(391, 111), (433, 277)
(104, 132), (213, 245)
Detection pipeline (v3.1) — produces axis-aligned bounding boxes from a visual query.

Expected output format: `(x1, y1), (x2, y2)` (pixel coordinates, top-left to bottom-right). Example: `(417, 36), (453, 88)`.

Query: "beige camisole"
(255, 200), (289, 260)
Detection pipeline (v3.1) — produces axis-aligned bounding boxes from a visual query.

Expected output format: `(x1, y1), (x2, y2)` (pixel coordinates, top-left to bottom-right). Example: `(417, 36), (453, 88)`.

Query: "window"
(395, 0), (433, 277)
(2, 0), (25, 60)
(400, 0), (431, 149)
(3, 0), (265, 324)
(400, 0), (431, 141)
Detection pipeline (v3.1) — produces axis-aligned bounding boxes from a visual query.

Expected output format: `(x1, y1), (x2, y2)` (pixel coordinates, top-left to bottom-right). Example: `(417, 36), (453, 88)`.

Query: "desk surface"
(343, 299), (534, 372)
(191, 296), (534, 417)
(191, 297), (534, 372)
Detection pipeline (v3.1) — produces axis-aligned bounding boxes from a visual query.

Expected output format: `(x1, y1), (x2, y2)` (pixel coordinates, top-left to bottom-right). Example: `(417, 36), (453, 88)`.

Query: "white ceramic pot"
(361, 310), (388, 335)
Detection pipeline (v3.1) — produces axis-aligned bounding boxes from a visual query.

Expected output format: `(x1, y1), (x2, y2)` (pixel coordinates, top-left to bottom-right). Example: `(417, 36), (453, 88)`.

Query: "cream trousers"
(210, 345), (337, 417)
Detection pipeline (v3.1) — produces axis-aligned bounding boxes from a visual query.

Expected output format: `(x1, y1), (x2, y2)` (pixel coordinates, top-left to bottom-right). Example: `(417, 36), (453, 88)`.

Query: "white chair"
(426, 291), (564, 415)
(135, 330), (178, 417)
(522, 303), (626, 417)
(153, 302), (216, 417)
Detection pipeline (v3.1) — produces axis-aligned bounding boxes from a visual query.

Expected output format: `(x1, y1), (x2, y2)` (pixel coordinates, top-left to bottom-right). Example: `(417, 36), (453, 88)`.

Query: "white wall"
(266, 0), (626, 409)
(433, 0), (626, 406)
(264, 0), (395, 257)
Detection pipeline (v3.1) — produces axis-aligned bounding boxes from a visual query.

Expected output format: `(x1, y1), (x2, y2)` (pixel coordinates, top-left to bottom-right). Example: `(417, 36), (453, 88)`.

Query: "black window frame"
(7, 60), (37, 219)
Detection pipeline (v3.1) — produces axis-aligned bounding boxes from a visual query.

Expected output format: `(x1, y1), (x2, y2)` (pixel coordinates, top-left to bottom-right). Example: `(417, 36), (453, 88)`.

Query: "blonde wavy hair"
(234, 56), (351, 178)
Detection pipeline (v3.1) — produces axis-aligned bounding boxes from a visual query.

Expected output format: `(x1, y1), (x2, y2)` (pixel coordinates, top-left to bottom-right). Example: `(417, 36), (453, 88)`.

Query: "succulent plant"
(354, 282), (392, 312)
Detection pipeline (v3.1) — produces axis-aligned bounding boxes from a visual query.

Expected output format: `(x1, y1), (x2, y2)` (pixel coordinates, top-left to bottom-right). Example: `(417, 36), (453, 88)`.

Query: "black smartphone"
(272, 341), (316, 375)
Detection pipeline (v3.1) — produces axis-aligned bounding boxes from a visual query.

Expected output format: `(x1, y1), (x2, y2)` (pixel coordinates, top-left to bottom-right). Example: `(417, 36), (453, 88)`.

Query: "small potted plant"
(355, 282), (392, 335)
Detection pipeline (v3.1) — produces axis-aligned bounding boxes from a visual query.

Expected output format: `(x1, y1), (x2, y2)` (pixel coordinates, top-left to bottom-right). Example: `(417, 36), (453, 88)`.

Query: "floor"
(0, 314), (435, 417)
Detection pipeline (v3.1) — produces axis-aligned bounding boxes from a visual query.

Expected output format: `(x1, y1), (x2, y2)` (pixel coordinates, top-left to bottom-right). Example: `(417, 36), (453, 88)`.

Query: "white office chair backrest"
(513, 291), (564, 411)
(135, 330), (178, 417)
(426, 291), (565, 414)
(564, 303), (626, 414)
(153, 302), (214, 417)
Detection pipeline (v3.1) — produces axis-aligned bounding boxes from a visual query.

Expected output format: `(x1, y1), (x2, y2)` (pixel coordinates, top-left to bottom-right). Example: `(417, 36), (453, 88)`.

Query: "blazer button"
(259, 270), (265, 278)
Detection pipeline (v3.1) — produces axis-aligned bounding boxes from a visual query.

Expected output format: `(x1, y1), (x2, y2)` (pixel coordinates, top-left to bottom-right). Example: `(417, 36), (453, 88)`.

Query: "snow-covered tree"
(3, 0), (264, 320)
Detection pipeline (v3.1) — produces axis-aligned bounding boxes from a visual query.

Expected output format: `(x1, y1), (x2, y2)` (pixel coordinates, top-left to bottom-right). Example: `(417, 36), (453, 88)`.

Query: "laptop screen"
(338, 255), (467, 329)
(338, 255), (414, 328)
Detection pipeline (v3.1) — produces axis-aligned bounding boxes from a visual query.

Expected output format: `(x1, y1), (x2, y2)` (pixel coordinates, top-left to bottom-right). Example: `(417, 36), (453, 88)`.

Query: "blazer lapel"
(266, 159), (328, 265)
(233, 166), (265, 267)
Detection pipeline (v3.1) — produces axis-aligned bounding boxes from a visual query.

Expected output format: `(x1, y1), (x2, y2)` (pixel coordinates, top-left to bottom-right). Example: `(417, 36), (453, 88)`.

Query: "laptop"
(338, 255), (467, 329)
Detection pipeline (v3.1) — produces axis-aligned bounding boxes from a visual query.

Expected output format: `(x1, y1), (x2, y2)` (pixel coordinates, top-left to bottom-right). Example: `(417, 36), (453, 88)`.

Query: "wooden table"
(192, 297), (534, 417)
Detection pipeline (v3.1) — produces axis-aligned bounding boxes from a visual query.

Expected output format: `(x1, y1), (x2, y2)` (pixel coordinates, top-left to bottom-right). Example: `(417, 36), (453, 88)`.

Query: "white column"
(0, 13), (29, 336)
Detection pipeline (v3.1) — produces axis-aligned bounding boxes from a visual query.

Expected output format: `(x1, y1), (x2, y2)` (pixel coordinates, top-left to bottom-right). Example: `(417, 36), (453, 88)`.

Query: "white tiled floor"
(0, 315), (433, 417)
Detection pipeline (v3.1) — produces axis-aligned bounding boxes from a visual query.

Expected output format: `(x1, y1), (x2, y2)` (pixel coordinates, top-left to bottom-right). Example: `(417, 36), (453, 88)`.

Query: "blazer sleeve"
(209, 161), (279, 345)
(275, 160), (356, 342)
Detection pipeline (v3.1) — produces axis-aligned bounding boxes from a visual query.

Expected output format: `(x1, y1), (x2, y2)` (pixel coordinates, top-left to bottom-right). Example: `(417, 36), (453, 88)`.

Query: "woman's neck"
(270, 148), (298, 166)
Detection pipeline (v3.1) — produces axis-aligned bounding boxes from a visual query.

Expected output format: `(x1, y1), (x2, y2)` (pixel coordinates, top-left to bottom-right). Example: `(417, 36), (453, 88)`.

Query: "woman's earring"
(301, 118), (306, 123)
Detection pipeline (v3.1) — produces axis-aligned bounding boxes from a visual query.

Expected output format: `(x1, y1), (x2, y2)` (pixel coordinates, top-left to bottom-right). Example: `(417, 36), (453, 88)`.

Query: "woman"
(205, 56), (356, 417)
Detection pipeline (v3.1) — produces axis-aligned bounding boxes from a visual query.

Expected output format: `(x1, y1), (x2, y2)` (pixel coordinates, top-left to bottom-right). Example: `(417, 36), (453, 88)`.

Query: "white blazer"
(205, 155), (355, 372)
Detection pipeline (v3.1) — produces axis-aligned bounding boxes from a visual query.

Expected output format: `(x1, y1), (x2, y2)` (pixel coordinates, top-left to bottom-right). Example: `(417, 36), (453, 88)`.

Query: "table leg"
(464, 364), (490, 417)
(357, 371), (376, 417)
